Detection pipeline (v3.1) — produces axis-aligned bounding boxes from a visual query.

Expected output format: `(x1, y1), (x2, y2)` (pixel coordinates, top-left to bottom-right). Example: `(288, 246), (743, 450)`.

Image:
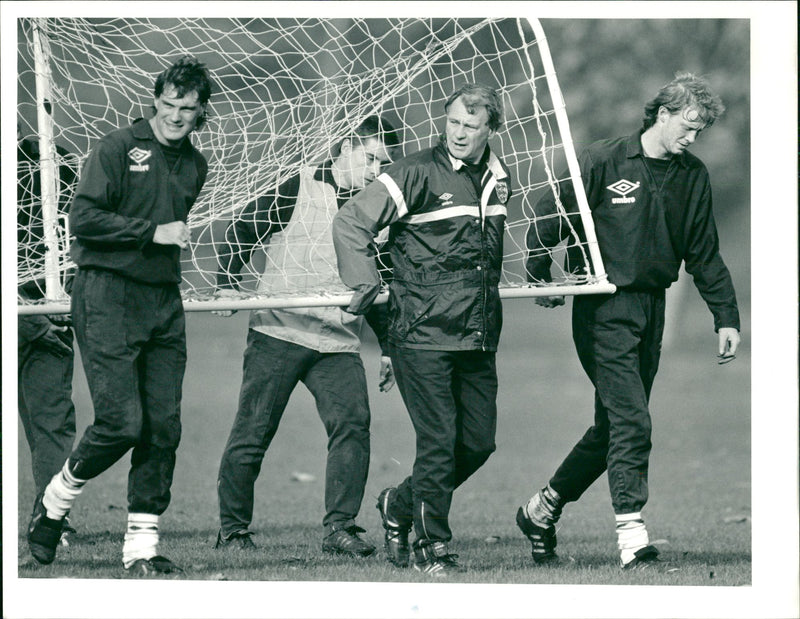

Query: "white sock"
(616, 512), (649, 565)
(122, 513), (159, 568)
(43, 460), (87, 520)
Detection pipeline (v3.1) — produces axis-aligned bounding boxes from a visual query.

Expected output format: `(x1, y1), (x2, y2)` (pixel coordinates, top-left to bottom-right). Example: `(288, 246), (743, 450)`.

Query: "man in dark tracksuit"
(333, 84), (512, 576)
(516, 72), (741, 569)
(27, 56), (215, 575)
(213, 116), (399, 556)
(17, 134), (78, 504)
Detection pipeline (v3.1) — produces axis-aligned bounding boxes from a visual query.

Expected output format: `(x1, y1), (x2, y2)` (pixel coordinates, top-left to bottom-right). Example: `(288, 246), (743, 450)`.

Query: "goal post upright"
(525, 17), (615, 296)
(31, 17), (66, 303)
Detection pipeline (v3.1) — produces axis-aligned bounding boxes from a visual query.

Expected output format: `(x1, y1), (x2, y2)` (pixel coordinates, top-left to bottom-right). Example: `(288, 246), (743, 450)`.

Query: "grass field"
(11, 279), (763, 616)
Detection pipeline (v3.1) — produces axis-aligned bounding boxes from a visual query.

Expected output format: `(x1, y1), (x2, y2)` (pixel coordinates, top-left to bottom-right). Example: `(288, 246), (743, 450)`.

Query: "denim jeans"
(217, 329), (371, 536)
(18, 324), (77, 496)
(387, 346), (497, 546)
(69, 268), (186, 515)
(549, 289), (665, 514)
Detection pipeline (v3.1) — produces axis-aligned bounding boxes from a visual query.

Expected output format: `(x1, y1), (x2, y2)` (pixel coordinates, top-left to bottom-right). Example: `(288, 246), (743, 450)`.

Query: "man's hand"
(153, 221), (190, 249)
(379, 355), (395, 392)
(37, 325), (73, 357)
(717, 327), (741, 364)
(535, 295), (566, 309)
(212, 288), (242, 317)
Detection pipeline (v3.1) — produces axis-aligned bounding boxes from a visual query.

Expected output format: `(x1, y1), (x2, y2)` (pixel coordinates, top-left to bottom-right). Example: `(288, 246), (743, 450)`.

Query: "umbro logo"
(439, 192), (454, 206)
(607, 178), (640, 204)
(128, 147), (151, 172)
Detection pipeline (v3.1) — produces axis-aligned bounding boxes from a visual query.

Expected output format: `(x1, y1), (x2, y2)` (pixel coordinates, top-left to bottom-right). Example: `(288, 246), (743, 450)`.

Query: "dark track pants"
(217, 329), (371, 536)
(18, 326), (77, 496)
(69, 268), (186, 515)
(549, 289), (665, 514)
(387, 346), (498, 546)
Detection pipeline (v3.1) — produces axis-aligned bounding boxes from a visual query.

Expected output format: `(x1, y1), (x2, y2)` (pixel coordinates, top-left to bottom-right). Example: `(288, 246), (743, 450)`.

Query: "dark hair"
(332, 115), (401, 157)
(642, 72), (725, 131)
(444, 83), (504, 131)
(154, 56), (214, 128)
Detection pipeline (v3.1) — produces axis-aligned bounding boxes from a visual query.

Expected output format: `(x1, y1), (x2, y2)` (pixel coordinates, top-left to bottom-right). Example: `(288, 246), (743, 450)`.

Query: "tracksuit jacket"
(333, 136), (512, 351)
(70, 118), (208, 284)
(526, 131), (739, 331)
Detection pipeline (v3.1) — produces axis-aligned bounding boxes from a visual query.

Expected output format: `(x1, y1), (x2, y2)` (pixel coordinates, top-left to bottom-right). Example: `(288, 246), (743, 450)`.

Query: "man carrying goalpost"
(213, 116), (400, 557)
(516, 72), (741, 569)
(333, 84), (511, 576)
(27, 56), (215, 576)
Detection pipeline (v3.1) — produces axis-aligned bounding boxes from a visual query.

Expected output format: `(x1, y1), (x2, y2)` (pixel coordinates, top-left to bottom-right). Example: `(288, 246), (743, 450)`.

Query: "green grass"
(13, 294), (754, 615)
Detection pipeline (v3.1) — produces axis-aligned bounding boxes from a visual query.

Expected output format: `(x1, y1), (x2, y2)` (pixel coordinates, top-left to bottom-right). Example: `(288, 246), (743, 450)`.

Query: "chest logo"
(495, 181), (509, 204)
(607, 179), (640, 204)
(128, 147), (151, 172)
(438, 192), (454, 206)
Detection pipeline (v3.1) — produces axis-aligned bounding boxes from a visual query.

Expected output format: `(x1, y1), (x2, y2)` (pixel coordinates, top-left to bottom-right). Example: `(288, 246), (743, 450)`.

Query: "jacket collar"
(132, 117), (156, 140)
(436, 135), (508, 179)
(626, 130), (688, 168)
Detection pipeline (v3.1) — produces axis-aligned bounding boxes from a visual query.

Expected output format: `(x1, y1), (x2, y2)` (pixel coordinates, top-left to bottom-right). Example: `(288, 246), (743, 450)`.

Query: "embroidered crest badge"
(495, 181), (509, 204)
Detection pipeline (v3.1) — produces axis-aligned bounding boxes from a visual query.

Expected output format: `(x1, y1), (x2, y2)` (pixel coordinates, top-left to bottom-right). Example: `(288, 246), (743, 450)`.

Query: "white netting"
(17, 17), (609, 312)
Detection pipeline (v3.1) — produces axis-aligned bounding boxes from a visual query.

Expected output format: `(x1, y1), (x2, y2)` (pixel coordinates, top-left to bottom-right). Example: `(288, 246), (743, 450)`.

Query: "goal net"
(17, 17), (614, 314)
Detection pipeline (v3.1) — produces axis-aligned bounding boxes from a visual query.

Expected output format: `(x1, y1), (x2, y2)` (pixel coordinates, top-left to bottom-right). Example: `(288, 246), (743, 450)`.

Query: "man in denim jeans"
(213, 116), (400, 557)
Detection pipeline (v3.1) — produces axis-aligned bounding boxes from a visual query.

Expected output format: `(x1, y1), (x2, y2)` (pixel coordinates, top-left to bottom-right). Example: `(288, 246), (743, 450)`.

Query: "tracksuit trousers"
(549, 289), (666, 514)
(217, 329), (371, 536)
(69, 268), (186, 515)
(18, 324), (77, 496)
(387, 346), (498, 547)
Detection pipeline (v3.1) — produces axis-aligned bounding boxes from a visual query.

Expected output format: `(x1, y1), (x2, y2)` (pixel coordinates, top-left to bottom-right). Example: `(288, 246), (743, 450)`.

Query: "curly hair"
(642, 72), (725, 131)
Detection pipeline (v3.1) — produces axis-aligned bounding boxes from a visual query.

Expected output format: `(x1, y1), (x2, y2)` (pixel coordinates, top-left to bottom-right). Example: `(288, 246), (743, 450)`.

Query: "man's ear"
(195, 103), (208, 129)
(339, 138), (353, 156)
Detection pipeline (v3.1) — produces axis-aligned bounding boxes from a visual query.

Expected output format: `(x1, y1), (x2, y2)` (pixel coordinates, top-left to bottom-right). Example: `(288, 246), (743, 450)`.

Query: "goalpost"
(17, 17), (615, 315)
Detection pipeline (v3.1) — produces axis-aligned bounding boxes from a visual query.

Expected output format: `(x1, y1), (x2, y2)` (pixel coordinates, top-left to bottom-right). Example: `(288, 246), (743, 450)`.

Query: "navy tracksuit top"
(70, 118), (208, 285)
(527, 131), (739, 332)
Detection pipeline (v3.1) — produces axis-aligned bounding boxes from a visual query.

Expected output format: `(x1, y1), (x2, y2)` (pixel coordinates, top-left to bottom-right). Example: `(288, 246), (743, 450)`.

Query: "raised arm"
(525, 149), (595, 284)
(216, 175), (300, 289)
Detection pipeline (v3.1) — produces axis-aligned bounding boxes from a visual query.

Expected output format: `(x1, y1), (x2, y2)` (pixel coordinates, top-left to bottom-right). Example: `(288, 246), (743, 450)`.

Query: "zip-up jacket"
(70, 118), (208, 285)
(333, 137), (512, 351)
(216, 164), (388, 354)
(526, 132), (739, 332)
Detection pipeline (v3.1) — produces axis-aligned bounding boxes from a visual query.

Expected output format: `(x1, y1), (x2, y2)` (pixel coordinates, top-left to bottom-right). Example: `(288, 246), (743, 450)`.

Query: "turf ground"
(11, 278), (763, 617)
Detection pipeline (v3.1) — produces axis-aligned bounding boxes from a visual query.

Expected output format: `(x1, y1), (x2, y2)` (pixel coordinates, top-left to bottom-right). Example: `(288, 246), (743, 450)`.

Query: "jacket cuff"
(346, 284), (381, 315)
(139, 221), (157, 248)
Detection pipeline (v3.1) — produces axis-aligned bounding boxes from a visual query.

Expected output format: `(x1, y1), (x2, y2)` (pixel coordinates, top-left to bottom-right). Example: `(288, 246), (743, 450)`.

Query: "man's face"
(445, 96), (494, 164)
(339, 137), (393, 190)
(656, 106), (706, 156)
(151, 85), (204, 147)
